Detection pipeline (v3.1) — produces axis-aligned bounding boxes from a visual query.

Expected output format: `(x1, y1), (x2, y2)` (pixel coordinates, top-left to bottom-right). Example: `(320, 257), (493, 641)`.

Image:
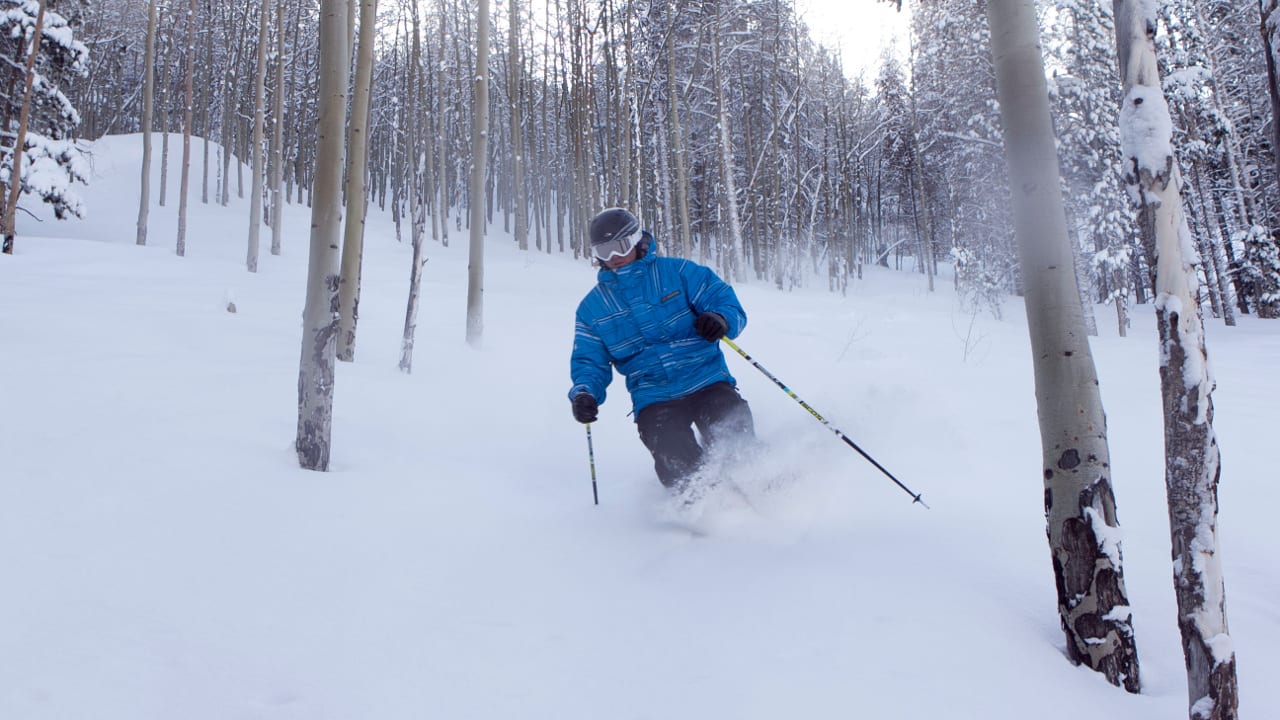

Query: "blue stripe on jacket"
(568, 243), (746, 418)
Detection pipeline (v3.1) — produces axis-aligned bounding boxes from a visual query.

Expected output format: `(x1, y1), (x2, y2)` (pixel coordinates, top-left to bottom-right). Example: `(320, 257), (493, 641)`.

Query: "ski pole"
(720, 337), (928, 509)
(585, 423), (599, 506)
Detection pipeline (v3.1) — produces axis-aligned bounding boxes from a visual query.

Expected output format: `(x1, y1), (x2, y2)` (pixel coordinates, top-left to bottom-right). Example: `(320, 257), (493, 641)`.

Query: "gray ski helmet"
(586, 206), (637, 251)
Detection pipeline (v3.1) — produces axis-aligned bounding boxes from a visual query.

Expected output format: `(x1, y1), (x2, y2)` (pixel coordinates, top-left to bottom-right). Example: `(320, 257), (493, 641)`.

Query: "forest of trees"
(4, 0), (1276, 322)
(1, 1), (1272, 716)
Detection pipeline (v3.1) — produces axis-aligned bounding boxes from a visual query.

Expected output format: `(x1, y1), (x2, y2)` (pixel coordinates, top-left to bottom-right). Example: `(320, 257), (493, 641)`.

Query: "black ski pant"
(635, 382), (755, 489)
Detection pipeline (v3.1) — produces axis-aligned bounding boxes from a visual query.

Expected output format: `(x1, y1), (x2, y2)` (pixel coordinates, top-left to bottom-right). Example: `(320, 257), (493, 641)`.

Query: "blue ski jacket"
(568, 237), (746, 418)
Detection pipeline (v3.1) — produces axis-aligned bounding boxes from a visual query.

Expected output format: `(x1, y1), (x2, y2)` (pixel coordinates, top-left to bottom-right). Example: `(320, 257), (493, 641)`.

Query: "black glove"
(572, 393), (599, 423)
(694, 312), (728, 342)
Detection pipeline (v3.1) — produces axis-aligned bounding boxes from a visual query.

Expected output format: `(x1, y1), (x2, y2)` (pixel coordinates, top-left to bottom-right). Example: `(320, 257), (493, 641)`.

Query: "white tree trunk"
(711, 1), (744, 282)
(296, 0), (350, 472)
(158, 29), (169, 209)
(466, 0), (491, 347)
(270, 0), (285, 255)
(337, 0), (379, 362)
(247, 0), (270, 272)
(907, 98), (935, 293)
(1071, 226), (1099, 336)
(1113, 2), (1238, 717)
(201, 16), (212, 205)
(136, 0), (158, 247)
(666, 22), (692, 258)
(175, 0), (195, 258)
(400, 4), (424, 373)
(508, 0), (527, 251)
(986, 0), (1141, 691)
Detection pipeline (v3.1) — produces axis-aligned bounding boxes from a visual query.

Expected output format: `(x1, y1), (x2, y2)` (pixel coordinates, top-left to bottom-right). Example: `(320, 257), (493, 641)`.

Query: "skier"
(568, 207), (755, 490)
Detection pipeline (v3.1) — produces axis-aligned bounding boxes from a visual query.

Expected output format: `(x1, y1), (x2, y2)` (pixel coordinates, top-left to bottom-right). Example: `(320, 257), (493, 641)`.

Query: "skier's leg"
(691, 382), (755, 452)
(636, 398), (702, 488)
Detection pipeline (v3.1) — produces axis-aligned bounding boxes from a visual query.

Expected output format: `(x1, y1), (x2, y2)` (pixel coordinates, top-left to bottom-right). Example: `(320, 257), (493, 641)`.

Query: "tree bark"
(296, 0), (349, 472)
(986, 0), (1141, 692)
(1113, 2), (1238, 717)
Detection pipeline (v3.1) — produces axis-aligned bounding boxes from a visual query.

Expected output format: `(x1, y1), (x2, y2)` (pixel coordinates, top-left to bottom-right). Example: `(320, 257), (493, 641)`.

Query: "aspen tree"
(337, 0), (379, 361)
(508, 0), (527, 251)
(176, 0), (196, 257)
(709, 0), (743, 281)
(466, 0), (491, 347)
(136, 0), (159, 247)
(400, 0), (426, 373)
(270, 0), (285, 255)
(1114, 1), (1238, 716)
(986, 0), (1141, 691)
(666, 3), (691, 258)
(296, 0), (349, 471)
(158, 14), (169, 208)
(247, 0), (269, 272)
(200, 0), (214, 205)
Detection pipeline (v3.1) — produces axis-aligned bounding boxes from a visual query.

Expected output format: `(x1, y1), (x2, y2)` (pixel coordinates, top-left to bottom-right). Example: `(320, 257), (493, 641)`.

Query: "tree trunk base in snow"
(296, 275), (340, 472)
(1047, 475), (1141, 693)
(1179, 622), (1237, 720)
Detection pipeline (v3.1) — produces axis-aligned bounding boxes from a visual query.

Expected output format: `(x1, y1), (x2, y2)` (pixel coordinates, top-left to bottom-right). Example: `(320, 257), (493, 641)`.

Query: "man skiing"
(568, 207), (755, 490)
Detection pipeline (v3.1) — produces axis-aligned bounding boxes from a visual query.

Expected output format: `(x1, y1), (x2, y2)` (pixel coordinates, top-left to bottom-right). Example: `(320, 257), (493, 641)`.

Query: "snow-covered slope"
(1, 134), (1276, 719)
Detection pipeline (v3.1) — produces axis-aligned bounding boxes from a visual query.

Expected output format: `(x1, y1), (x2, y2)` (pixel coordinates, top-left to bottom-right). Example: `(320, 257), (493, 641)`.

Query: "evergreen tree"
(911, 0), (1013, 313)
(1160, 0), (1280, 318)
(1045, 0), (1135, 335)
(0, 0), (90, 230)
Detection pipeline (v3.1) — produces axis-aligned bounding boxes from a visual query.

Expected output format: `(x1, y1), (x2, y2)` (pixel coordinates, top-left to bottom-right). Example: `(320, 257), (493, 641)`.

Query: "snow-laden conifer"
(0, 0), (89, 253)
(1046, 0), (1136, 336)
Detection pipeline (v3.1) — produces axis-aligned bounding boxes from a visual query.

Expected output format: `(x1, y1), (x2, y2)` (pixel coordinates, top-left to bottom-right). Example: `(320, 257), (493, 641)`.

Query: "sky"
(796, 0), (911, 78)
(1, 133), (1276, 719)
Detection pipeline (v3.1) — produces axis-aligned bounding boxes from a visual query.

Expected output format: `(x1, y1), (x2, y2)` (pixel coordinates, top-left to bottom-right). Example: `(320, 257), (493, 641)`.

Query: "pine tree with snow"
(0, 0), (89, 249)
(1158, 0), (1280, 319)
(909, 0), (1014, 314)
(1045, 0), (1136, 336)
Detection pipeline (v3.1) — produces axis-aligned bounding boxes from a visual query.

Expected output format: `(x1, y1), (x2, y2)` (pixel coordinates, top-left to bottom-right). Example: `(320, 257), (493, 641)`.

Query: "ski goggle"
(592, 229), (643, 262)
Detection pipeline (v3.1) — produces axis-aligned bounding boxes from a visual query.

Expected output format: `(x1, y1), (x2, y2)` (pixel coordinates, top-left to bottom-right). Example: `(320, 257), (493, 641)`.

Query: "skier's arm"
(684, 263), (747, 339)
(568, 310), (612, 406)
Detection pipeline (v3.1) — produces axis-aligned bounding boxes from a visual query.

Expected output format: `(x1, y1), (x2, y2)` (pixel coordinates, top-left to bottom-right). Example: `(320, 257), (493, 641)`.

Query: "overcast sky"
(795, 0), (911, 79)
